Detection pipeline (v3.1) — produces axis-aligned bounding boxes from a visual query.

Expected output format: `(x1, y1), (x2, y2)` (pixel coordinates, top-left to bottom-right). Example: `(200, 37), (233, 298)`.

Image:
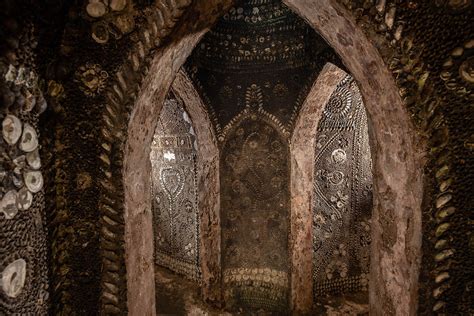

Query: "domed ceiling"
(185, 0), (341, 138)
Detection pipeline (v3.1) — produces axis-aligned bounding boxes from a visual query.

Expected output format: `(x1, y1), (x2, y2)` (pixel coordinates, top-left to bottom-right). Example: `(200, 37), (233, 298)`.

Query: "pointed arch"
(286, 1), (425, 314)
(100, 1), (425, 315)
(290, 63), (347, 310)
(171, 70), (221, 303)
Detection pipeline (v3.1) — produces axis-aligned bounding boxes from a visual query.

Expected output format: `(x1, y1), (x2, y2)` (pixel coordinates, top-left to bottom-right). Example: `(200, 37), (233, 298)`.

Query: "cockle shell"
(0, 190), (18, 219)
(26, 149), (41, 169)
(110, 0), (126, 11)
(86, 1), (107, 18)
(92, 22), (110, 44)
(17, 187), (33, 211)
(114, 13), (135, 34)
(4, 64), (16, 82)
(1, 259), (26, 298)
(19, 123), (38, 153)
(2, 115), (22, 145)
(24, 171), (43, 193)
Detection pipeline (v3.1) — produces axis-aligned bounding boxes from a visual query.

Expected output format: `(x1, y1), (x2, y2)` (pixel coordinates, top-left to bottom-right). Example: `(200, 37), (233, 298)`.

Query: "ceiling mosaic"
(185, 0), (341, 142)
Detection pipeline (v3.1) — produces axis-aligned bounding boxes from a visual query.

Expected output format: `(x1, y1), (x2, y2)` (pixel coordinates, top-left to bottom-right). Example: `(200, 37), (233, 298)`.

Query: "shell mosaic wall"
(339, 1), (473, 314)
(150, 94), (201, 281)
(221, 116), (290, 311)
(185, 0), (340, 311)
(312, 75), (372, 297)
(0, 11), (49, 315)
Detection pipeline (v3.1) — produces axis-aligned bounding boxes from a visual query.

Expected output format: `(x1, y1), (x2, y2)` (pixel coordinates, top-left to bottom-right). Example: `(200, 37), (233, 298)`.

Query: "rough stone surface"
(122, 2), (232, 314)
(284, 0), (425, 315)
(172, 70), (221, 304)
(290, 63), (346, 313)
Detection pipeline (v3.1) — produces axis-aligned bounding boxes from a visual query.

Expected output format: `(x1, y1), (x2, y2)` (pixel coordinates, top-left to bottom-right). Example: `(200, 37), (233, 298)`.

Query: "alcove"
(311, 72), (373, 311)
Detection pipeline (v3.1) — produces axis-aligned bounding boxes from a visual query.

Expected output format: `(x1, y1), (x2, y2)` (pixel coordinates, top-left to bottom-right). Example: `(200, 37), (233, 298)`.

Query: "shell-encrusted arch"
(96, 0), (199, 314)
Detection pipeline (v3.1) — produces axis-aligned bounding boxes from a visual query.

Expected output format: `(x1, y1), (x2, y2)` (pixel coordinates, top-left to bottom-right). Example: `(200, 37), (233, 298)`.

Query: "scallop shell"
(17, 187), (33, 211)
(26, 149), (41, 170)
(2, 115), (22, 145)
(1, 259), (26, 298)
(0, 190), (18, 219)
(24, 171), (43, 193)
(19, 123), (38, 153)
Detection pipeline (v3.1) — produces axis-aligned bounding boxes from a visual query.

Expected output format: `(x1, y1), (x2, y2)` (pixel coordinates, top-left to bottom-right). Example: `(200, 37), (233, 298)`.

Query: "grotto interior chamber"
(3, 0), (473, 314)
(149, 1), (374, 313)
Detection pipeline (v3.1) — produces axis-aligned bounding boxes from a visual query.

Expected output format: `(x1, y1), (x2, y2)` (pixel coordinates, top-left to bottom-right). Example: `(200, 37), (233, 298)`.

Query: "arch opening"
(119, 0), (425, 315)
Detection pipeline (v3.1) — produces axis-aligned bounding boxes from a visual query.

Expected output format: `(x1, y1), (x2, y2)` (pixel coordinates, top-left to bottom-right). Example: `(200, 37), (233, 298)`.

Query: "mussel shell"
(24, 170), (43, 193)
(2, 114), (22, 145)
(1, 259), (26, 298)
(0, 190), (18, 219)
(19, 123), (38, 153)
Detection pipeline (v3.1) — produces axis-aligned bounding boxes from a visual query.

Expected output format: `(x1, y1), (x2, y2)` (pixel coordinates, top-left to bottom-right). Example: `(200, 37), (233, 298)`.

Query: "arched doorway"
(112, 0), (424, 314)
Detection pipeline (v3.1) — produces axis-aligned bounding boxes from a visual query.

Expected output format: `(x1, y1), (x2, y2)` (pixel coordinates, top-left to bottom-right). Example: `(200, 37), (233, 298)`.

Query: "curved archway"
(171, 70), (221, 303)
(290, 62), (347, 311)
(286, 1), (424, 314)
(109, 0), (425, 315)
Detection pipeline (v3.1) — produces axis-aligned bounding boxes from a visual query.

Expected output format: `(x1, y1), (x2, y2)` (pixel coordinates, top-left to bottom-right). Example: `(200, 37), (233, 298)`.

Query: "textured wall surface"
(221, 116), (290, 311)
(334, 1), (473, 314)
(184, 0), (339, 311)
(151, 95), (201, 281)
(312, 75), (372, 297)
(0, 0), (470, 314)
(0, 3), (49, 314)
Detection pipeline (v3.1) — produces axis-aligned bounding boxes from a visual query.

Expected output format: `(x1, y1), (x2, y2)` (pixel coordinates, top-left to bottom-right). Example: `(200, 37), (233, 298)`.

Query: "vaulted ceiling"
(185, 0), (341, 140)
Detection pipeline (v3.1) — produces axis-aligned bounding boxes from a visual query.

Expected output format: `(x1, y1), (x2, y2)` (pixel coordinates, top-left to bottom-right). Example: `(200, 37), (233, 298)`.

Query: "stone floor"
(155, 267), (368, 315)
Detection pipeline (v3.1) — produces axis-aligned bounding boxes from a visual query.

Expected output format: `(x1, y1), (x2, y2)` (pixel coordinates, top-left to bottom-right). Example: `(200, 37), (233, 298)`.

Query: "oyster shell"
(2, 115), (22, 145)
(1, 259), (26, 298)
(17, 187), (33, 211)
(0, 190), (18, 219)
(19, 123), (38, 153)
(24, 170), (43, 193)
(26, 149), (41, 169)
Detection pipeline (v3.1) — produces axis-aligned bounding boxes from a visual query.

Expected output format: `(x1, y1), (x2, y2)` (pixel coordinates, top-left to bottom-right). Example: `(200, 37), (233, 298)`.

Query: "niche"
(221, 116), (290, 311)
(312, 74), (373, 304)
(150, 92), (201, 281)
